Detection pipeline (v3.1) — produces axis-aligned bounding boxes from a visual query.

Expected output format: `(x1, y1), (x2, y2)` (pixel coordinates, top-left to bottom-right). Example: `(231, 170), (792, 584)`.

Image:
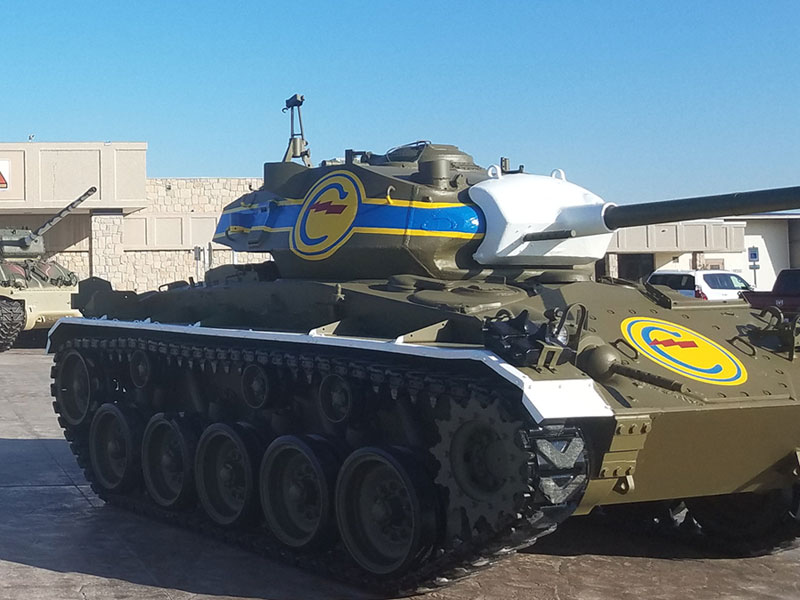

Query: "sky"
(2, 1), (799, 204)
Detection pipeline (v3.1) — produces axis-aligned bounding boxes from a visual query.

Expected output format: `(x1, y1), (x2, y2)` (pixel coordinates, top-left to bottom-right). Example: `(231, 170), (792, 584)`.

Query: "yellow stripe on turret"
(352, 227), (484, 239)
(222, 197), (471, 215)
(216, 225), (482, 240)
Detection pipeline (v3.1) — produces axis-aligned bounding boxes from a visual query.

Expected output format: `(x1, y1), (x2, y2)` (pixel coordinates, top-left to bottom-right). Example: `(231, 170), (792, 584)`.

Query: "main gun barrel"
(603, 186), (800, 231)
(21, 186), (97, 248)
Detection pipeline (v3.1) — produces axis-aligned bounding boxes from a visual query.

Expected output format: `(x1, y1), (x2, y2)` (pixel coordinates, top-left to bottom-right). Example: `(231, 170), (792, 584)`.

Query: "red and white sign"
(0, 160), (8, 189)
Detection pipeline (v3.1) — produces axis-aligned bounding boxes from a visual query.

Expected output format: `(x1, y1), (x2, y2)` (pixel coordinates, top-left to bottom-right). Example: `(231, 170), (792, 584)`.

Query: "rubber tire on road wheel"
(54, 349), (95, 428)
(141, 413), (197, 508)
(195, 423), (261, 527)
(89, 403), (143, 493)
(335, 446), (437, 577)
(260, 435), (340, 550)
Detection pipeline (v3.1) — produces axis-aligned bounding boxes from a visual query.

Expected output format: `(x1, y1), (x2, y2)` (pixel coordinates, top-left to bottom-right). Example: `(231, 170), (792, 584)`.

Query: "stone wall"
(145, 178), (262, 214)
(90, 213), (125, 284)
(116, 248), (268, 292)
(43, 178), (271, 292)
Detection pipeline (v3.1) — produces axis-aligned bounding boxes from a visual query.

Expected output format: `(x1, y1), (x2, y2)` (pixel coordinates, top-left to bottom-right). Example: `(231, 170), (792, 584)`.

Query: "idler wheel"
(318, 374), (358, 425)
(195, 423), (259, 526)
(89, 403), (142, 492)
(259, 435), (339, 549)
(335, 447), (437, 576)
(55, 350), (96, 427)
(142, 414), (197, 508)
(241, 364), (271, 409)
(129, 350), (154, 389)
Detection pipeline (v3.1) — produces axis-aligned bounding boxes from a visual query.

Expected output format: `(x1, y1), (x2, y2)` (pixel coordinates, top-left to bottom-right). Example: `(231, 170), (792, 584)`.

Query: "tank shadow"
(12, 329), (48, 349)
(0, 435), (726, 599)
(0, 438), (369, 600)
(527, 513), (712, 560)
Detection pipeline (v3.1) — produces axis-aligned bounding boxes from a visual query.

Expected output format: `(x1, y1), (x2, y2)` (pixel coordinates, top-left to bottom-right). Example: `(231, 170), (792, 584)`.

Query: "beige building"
(0, 142), (266, 292)
(603, 214), (799, 290)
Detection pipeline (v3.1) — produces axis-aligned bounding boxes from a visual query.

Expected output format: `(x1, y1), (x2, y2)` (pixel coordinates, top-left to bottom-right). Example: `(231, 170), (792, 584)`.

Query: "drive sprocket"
(432, 389), (531, 533)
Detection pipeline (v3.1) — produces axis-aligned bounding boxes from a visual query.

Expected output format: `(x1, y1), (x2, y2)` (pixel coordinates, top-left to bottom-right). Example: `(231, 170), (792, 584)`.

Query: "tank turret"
(214, 102), (798, 279)
(0, 186), (97, 259)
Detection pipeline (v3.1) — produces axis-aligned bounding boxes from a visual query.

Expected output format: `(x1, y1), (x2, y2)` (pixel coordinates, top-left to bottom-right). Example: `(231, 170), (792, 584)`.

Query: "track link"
(0, 298), (24, 352)
(50, 329), (589, 594)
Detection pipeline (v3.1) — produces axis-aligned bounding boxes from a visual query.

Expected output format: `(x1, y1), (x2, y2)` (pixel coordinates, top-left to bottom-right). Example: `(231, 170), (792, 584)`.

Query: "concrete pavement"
(1, 347), (800, 600)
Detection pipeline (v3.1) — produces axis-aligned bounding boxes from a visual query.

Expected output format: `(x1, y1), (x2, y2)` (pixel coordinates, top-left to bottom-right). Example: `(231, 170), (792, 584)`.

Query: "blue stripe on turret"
(214, 199), (484, 252)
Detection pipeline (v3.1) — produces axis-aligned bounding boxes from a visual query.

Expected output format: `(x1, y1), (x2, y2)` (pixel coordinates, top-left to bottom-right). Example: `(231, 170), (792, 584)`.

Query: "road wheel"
(89, 403), (142, 492)
(260, 435), (339, 549)
(54, 350), (97, 427)
(142, 414), (197, 508)
(195, 423), (259, 526)
(336, 447), (437, 576)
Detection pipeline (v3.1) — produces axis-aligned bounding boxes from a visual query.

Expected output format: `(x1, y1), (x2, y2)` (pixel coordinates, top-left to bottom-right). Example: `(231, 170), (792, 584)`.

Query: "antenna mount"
(282, 94), (311, 167)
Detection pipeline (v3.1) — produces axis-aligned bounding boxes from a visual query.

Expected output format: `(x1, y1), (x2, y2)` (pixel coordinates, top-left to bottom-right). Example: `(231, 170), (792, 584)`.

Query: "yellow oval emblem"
(291, 170), (363, 260)
(621, 317), (747, 386)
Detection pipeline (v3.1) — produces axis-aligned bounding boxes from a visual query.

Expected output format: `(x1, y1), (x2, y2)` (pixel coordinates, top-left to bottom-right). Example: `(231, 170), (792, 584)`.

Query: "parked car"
(646, 269), (752, 300)
(741, 268), (800, 316)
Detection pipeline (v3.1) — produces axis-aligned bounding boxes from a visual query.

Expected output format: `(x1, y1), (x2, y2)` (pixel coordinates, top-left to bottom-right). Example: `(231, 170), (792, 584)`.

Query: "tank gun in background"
(0, 186), (97, 258)
(0, 186), (96, 350)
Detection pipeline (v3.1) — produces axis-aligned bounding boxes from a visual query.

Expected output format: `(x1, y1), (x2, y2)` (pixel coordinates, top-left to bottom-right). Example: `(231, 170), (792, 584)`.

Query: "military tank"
(48, 97), (800, 592)
(0, 187), (96, 351)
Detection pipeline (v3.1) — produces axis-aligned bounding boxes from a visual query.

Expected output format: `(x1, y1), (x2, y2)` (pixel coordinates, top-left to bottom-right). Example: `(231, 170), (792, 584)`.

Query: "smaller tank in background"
(0, 187), (96, 351)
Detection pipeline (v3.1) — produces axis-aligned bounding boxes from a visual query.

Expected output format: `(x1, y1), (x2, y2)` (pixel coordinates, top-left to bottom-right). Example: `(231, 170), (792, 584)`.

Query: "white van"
(646, 270), (752, 301)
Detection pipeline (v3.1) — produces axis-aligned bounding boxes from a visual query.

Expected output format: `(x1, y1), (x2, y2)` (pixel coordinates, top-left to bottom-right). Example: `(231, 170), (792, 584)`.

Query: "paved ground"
(2, 345), (800, 600)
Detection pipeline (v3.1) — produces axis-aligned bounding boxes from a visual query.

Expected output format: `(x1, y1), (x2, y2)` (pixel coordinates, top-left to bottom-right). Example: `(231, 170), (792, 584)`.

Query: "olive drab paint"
(49, 95), (800, 589)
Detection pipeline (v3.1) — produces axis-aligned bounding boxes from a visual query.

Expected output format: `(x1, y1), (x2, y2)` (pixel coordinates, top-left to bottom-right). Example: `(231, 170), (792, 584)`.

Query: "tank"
(47, 97), (800, 592)
(0, 187), (96, 351)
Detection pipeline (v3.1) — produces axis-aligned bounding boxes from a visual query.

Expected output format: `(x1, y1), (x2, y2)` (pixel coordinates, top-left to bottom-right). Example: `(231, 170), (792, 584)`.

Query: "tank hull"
(47, 273), (800, 589)
(54, 276), (800, 507)
(1, 259), (80, 350)
(9, 286), (80, 330)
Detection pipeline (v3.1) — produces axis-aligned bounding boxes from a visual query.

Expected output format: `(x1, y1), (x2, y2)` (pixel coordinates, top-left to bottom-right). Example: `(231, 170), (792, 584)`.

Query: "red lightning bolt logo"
(649, 338), (698, 349)
(309, 200), (347, 215)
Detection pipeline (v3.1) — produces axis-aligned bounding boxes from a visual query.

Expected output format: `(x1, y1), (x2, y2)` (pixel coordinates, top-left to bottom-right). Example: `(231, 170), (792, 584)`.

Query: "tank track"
(0, 298), (25, 352)
(49, 329), (588, 594)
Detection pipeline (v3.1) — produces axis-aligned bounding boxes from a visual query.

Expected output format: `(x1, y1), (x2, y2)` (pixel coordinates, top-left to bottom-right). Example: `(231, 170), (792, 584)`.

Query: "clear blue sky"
(3, 1), (799, 203)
